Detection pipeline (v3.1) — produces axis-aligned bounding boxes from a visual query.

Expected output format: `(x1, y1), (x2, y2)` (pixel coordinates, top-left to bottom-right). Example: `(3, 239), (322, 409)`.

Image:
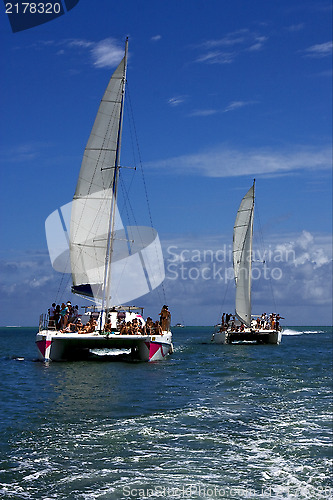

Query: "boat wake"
(282, 329), (303, 336)
(282, 328), (328, 336)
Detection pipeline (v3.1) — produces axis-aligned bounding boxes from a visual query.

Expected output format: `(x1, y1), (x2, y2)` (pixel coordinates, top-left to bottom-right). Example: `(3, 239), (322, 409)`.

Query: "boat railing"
(39, 313), (56, 332)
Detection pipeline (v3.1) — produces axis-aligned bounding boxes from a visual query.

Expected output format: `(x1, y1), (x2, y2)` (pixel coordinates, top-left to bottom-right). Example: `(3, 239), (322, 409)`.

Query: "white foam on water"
(282, 329), (303, 335)
(283, 328), (329, 335)
(302, 330), (327, 334)
(90, 348), (130, 356)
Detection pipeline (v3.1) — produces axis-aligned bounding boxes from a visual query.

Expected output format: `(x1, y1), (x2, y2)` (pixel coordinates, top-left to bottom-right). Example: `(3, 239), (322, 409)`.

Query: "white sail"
(69, 54), (127, 299)
(233, 183), (255, 326)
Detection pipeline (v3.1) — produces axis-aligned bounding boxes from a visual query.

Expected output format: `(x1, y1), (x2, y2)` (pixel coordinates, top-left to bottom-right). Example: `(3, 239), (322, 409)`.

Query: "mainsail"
(70, 42), (128, 302)
(233, 182), (255, 326)
(66, 39), (165, 311)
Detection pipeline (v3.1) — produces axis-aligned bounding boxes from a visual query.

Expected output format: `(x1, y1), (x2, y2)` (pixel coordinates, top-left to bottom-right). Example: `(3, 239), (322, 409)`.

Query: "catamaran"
(211, 180), (283, 345)
(36, 39), (173, 362)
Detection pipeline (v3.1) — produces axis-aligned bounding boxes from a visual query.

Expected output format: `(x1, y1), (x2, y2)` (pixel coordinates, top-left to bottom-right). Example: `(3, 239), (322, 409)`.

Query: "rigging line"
(55, 271), (72, 304)
(118, 172), (132, 229)
(217, 276), (232, 325)
(126, 83), (167, 304)
(255, 200), (278, 313)
(118, 174), (165, 306)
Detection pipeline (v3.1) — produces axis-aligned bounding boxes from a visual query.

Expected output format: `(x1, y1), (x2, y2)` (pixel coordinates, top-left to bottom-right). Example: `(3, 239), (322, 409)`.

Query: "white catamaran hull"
(36, 330), (173, 362)
(211, 329), (282, 345)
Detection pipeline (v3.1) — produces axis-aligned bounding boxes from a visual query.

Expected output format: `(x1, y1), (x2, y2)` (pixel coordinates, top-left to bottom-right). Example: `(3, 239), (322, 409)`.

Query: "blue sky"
(0, 0), (332, 326)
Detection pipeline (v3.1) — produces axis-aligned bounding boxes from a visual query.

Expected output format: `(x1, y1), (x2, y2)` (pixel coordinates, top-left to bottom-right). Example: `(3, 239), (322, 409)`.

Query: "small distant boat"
(36, 39), (173, 362)
(174, 323), (185, 328)
(211, 180), (283, 345)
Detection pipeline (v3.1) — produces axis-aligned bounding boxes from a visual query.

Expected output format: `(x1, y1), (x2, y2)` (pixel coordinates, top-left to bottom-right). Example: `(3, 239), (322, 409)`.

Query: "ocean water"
(0, 326), (332, 499)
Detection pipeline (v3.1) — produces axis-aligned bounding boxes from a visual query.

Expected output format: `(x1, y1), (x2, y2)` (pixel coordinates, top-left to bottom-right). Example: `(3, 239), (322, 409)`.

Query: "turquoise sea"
(0, 326), (332, 499)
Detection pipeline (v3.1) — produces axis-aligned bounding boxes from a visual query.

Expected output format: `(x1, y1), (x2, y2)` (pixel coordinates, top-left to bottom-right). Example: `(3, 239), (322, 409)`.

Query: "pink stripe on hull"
(36, 339), (52, 358)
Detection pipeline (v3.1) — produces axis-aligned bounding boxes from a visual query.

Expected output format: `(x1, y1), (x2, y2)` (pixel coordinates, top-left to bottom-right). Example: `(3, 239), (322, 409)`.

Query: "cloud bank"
(161, 230), (332, 325)
(147, 145), (332, 178)
(1, 231), (331, 326)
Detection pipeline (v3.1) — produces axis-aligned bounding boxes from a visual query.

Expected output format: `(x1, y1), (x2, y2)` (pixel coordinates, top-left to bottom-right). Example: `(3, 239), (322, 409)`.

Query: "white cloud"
(151, 35), (162, 42)
(189, 100), (256, 117)
(196, 50), (235, 64)
(55, 37), (124, 68)
(67, 39), (94, 49)
(223, 100), (255, 112)
(194, 30), (268, 64)
(304, 41), (333, 58)
(286, 23), (305, 32)
(147, 145), (332, 178)
(189, 109), (218, 117)
(247, 36), (268, 52)
(91, 38), (124, 68)
(168, 96), (187, 107)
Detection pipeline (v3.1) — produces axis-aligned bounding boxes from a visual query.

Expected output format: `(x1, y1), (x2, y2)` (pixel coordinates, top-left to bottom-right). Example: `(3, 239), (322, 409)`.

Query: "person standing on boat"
(225, 313), (229, 327)
(48, 302), (56, 329)
(275, 314), (284, 330)
(49, 303), (56, 321)
(60, 303), (69, 329)
(159, 305), (171, 331)
(221, 313), (225, 327)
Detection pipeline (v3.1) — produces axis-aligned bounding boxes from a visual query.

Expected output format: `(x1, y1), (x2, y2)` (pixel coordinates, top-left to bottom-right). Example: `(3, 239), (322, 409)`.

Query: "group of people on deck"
(104, 317), (162, 336)
(104, 305), (171, 336)
(254, 312), (284, 331)
(48, 302), (171, 336)
(219, 312), (284, 332)
(48, 302), (80, 331)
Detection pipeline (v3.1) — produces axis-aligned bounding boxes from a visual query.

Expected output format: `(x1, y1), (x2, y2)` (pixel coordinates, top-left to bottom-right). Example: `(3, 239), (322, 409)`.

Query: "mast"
(101, 38), (129, 318)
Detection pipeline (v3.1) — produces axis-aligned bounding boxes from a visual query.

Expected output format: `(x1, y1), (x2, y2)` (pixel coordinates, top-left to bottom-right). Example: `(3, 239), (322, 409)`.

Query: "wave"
(282, 329), (303, 336)
(282, 328), (328, 336)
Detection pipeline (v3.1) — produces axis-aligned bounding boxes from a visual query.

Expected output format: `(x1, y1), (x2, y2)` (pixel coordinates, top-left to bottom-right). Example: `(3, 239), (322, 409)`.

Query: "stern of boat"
(211, 331), (228, 344)
(137, 331), (173, 361)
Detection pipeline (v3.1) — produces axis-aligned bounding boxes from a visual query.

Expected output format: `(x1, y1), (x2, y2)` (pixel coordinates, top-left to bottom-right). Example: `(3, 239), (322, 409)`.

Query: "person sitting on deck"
(60, 321), (79, 333)
(126, 322), (133, 335)
(131, 319), (139, 335)
(239, 323), (245, 332)
(118, 322), (126, 334)
(88, 317), (97, 332)
(76, 319), (83, 331)
(104, 319), (112, 333)
(78, 317), (97, 334)
(145, 317), (154, 335)
(154, 321), (162, 335)
(139, 322), (145, 335)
